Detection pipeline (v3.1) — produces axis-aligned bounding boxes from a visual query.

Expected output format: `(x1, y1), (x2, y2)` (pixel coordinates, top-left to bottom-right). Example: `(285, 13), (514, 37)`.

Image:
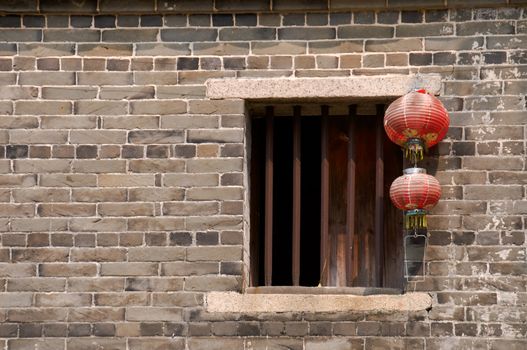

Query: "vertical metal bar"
(265, 106), (274, 286)
(346, 105), (357, 286)
(292, 106), (301, 286)
(320, 105), (329, 286)
(374, 104), (385, 287)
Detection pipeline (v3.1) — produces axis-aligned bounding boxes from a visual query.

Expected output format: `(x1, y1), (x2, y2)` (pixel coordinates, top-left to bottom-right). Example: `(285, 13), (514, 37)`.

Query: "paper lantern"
(384, 89), (450, 162)
(389, 168), (441, 230)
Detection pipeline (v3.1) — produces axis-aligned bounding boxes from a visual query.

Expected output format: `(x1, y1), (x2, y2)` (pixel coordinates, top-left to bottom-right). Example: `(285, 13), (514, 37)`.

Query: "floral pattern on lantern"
(384, 89), (450, 162)
(389, 168), (441, 230)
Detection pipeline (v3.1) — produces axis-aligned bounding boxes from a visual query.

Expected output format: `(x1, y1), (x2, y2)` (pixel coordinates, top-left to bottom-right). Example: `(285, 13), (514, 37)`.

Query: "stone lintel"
(206, 75), (442, 100)
(206, 292), (432, 313)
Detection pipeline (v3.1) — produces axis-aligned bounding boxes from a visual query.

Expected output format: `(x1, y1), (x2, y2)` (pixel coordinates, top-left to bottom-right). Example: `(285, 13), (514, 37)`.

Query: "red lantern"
(389, 168), (441, 230)
(384, 89), (450, 162)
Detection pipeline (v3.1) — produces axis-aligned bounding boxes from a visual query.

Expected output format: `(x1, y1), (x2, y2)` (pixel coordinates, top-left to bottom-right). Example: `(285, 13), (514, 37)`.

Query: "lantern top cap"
(415, 89), (427, 94)
(404, 167), (426, 175)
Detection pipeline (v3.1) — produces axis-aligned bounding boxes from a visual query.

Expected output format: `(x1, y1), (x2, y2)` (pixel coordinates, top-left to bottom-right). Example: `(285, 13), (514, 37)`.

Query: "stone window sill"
(205, 288), (432, 313)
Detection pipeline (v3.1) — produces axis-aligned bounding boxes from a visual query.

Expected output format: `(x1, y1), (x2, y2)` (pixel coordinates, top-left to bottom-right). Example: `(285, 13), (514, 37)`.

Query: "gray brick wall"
(0, 0), (526, 349)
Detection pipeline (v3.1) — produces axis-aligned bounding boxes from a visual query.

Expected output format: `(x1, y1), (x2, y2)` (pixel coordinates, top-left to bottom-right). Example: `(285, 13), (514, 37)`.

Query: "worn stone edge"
(205, 292), (433, 313)
(206, 75), (442, 100)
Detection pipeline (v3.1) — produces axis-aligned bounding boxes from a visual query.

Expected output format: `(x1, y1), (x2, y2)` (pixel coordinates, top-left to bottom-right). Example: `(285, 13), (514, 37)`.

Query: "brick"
(188, 99), (244, 114)
(67, 338), (126, 350)
(397, 23), (454, 37)
(426, 37), (484, 50)
(99, 86), (155, 100)
(128, 247), (185, 262)
(127, 307), (182, 321)
(75, 101), (127, 115)
(78, 72), (132, 85)
(42, 86), (97, 100)
(0, 293), (32, 307)
(128, 159), (184, 173)
(69, 218), (127, 232)
(161, 28), (217, 42)
(36, 292), (91, 307)
(0, 204), (34, 217)
(38, 203), (96, 217)
(94, 292), (148, 306)
(186, 246), (242, 262)
(98, 174), (155, 187)
(39, 263), (97, 277)
(78, 43), (133, 56)
(0, 263), (35, 277)
(102, 29), (158, 42)
(8, 339), (65, 350)
(70, 130), (126, 145)
(163, 202), (218, 216)
(366, 38), (422, 51)
(187, 159), (242, 173)
(19, 72), (74, 85)
(101, 262), (158, 276)
(252, 41), (307, 55)
(128, 338), (186, 350)
(163, 174), (218, 187)
(466, 126), (523, 140)
(102, 116), (159, 129)
(8, 277), (65, 292)
(130, 100), (186, 115)
(72, 188), (126, 202)
(129, 188), (184, 201)
(185, 275), (240, 292)
(68, 307), (125, 322)
(13, 188), (69, 203)
(9, 130), (67, 144)
(15, 101), (71, 115)
(129, 130), (184, 144)
(128, 217), (184, 232)
(98, 203), (153, 217)
(11, 218), (68, 232)
(68, 277), (124, 292)
(463, 157), (523, 170)
(0, 86), (37, 100)
(71, 160), (126, 174)
(339, 25), (394, 39)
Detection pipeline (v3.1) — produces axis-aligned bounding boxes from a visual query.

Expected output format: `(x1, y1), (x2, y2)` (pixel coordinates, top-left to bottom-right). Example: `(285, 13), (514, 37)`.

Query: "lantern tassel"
(404, 138), (424, 165)
(405, 209), (428, 230)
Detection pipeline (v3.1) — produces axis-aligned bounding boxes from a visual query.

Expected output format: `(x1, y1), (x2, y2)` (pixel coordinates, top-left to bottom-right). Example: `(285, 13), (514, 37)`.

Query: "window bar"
(265, 106), (274, 286)
(320, 105), (329, 286)
(346, 104), (358, 286)
(292, 106), (301, 286)
(374, 104), (385, 287)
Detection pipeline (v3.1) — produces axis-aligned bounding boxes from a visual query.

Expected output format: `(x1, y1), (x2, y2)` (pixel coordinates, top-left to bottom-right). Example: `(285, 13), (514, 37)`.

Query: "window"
(249, 103), (404, 289)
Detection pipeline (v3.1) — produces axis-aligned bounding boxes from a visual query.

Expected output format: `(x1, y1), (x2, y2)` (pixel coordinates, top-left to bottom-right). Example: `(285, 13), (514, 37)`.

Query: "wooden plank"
(374, 104), (385, 287)
(264, 106), (274, 286)
(292, 106), (301, 286)
(346, 105), (357, 286)
(320, 105), (329, 286)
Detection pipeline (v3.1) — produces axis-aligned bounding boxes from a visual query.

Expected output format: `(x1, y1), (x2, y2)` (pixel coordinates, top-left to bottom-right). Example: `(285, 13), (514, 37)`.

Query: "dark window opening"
(250, 104), (404, 289)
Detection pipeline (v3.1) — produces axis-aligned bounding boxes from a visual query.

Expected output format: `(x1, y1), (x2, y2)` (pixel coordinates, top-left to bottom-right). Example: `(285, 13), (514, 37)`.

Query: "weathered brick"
(161, 28), (217, 42)
(129, 159), (185, 173)
(101, 262), (158, 276)
(102, 29), (158, 42)
(36, 292), (91, 307)
(78, 43), (133, 56)
(72, 188), (127, 202)
(425, 37), (484, 50)
(8, 339), (65, 350)
(127, 307), (182, 321)
(39, 263), (97, 277)
(129, 130), (184, 144)
(15, 101), (71, 115)
(98, 203), (154, 217)
(38, 203), (96, 217)
(70, 218), (127, 232)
